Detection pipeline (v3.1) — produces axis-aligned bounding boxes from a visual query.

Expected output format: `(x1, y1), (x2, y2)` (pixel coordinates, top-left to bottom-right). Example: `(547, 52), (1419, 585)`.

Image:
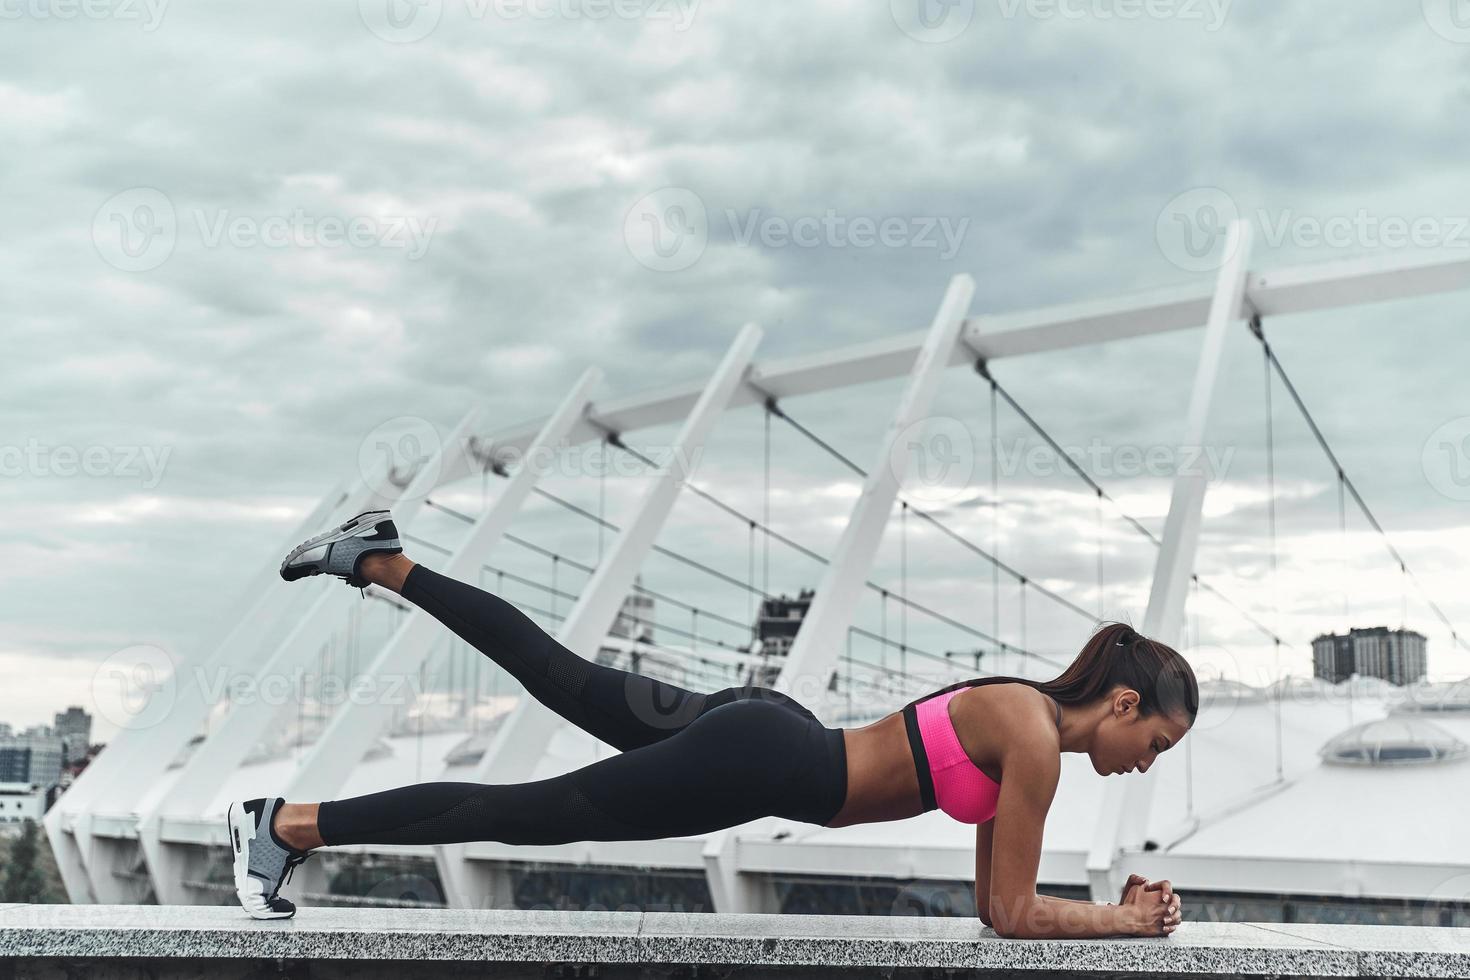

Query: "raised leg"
(391, 562), (792, 751)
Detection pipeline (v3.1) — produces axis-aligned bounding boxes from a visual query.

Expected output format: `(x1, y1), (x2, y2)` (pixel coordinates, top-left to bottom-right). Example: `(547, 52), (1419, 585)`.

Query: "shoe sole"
(279, 510), (393, 580)
(228, 802), (295, 920)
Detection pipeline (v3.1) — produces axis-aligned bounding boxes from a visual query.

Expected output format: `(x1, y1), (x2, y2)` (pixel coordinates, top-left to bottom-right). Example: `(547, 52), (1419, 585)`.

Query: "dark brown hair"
(914, 621), (1199, 725)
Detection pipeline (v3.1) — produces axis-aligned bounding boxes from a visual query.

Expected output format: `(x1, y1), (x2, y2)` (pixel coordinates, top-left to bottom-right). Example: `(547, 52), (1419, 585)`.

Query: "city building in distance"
(1312, 627), (1428, 686)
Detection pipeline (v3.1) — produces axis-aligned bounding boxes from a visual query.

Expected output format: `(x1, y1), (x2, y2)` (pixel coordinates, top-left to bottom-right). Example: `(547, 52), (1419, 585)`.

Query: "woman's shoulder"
(960, 679), (1049, 710)
(952, 681), (1058, 764)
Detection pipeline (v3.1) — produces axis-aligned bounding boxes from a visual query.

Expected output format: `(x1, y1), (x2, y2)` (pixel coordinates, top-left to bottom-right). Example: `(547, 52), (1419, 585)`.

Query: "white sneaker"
(279, 510), (401, 589)
(227, 796), (312, 919)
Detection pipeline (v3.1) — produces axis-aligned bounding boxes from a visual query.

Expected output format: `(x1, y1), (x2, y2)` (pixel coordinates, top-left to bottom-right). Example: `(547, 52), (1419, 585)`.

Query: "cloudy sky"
(4, 0), (1468, 741)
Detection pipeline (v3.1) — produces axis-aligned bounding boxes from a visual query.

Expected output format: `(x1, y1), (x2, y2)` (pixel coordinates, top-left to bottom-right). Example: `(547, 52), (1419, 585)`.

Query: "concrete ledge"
(1, 906), (1468, 979)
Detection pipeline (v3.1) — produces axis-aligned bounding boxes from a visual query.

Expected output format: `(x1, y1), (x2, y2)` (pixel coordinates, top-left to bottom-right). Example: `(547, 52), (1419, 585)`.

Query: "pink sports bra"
(901, 681), (1061, 824)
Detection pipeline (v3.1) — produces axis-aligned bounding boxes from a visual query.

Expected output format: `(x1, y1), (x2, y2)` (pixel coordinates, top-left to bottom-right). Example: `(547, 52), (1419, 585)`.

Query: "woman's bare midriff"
(825, 713), (923, 827)
(823, 685), (1015, 829)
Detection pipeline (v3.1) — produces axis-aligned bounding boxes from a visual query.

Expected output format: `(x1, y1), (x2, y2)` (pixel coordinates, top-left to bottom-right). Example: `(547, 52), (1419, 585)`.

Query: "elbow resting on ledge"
(987, 894), (1031, 939)
(988, 894), (1130, 941)
(988, 895), (1072, 941)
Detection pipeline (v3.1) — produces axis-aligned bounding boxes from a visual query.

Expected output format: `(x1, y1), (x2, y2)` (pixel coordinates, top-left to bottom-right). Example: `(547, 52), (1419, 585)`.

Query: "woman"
(229, 510), (1193, 939)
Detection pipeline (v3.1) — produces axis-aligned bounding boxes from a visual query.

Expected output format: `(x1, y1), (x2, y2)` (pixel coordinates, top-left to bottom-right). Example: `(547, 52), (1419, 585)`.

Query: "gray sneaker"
(279, 510), (401, 588)
(227, 796), (312, 919)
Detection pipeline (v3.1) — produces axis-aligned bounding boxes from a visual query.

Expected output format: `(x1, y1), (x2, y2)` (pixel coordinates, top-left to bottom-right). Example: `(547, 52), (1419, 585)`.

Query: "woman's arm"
(975, 819), (994, 924)
(1024, 895), (1139, 937)
(986, 739), (1149, 940)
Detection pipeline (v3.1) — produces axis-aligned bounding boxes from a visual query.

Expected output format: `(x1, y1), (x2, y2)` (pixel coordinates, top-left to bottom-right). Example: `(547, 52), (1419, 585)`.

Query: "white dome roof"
(1318, 717), (1469, 767)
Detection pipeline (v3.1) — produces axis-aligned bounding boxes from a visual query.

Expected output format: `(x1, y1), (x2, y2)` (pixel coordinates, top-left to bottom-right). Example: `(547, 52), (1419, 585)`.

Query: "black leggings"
(316, 564), (848, 846)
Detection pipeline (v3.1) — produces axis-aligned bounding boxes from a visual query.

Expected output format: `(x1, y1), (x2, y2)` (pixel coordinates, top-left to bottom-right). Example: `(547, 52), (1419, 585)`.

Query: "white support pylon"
(770, 275), (975, 714)
(283, 369), (603, 804)
(1085, 219), (1254, 903)
(50, 479), (361, 904)
(701, 819), (783, 914)
(132, 410), (484, 904)
(48, 479), (347, 833)
(437, 323), (763, 909)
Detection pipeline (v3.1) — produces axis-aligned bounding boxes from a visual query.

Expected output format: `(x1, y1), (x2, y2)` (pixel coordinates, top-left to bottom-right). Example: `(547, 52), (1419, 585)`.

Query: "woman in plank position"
(230, 510), (1194, 939)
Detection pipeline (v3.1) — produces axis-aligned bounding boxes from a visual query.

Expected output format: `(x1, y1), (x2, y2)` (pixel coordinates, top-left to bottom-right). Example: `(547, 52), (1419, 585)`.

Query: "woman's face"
(1090, 687), (1191, 777)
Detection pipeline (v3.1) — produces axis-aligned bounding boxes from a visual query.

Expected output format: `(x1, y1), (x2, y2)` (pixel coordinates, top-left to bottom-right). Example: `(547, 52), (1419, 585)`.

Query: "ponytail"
(915, 621), (1198, 724)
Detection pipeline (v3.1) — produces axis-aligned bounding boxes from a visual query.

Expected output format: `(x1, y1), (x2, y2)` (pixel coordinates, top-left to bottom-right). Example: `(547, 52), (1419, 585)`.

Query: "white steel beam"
(771, 275), (975, 711)
(142, 412), (478, 824)
(437, 324), (763, 909)
(283, 369), (602, 803)
(1085, 220), (1255, 903)
(133, 410), (484, 903)
(48, 479), (347, 830)
(702, 822), (782, 913)
(454, 250), (1470, 467)
(51, 479), (360, 904)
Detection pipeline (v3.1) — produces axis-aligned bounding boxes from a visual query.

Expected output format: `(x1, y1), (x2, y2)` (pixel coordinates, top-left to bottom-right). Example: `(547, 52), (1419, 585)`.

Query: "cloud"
(1, 0), (1467, 734)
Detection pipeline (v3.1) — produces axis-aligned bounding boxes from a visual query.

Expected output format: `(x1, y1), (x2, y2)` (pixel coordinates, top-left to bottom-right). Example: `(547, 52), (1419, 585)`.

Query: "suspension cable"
(419, 502), (755, 633)
(1247, 317), (1468, 654)
(600, 432), (1044, 660)
(977, 357), (1292, 648)
(767, 398), (1102, 624)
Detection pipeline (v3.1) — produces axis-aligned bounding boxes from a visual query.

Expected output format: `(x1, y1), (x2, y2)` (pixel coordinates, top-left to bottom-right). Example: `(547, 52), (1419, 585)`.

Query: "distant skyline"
(4, 2), (1469, 740)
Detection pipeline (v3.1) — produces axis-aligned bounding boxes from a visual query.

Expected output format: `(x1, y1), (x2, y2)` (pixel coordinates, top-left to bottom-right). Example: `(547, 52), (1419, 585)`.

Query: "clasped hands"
(1118, 873), (1182, 937)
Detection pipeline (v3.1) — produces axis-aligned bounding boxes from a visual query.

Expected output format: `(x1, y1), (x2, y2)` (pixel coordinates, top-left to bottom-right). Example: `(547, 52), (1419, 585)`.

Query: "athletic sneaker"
(279, 509), (401, 588)
(227, 797), (313, 919)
